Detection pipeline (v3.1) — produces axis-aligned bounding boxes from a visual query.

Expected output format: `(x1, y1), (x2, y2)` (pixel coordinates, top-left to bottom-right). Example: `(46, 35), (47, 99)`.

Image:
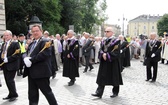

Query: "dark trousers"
(18, 54), (24, 74)
(28, 77), (58, 105)
(161, 59), (168, 64)
(146, 61), (158, 81)
(3, 69), (18, 97)
(96, 85), (119, 96)
(84, 55), (93, 71)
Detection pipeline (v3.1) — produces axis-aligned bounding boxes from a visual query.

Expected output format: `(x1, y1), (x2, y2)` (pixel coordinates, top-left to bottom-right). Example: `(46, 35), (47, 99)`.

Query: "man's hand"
(67, 54), (70, 58)
(24, 57), (32, 67)
(151, 53), (155, 58)
(103, 53), (107, 61)
(3, 57), (8, 63)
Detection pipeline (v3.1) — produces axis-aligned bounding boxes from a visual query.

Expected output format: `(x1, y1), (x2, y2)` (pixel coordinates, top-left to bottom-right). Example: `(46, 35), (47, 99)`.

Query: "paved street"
(0, 59), (168, 105)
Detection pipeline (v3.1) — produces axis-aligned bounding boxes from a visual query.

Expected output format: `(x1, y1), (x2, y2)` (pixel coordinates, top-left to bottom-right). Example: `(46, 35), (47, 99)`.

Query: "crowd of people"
(0, 24), (168, 104)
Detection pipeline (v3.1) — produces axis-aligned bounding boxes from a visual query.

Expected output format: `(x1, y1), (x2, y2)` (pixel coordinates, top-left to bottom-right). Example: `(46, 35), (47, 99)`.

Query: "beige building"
(0, 0), (5, 36)
(128, 14), (162, 37)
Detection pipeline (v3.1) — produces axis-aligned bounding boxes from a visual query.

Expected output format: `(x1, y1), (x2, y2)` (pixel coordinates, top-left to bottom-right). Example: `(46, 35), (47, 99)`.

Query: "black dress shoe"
(91, 93), (102, 98)
(150, 80), (156, 82)
(3, 96), (11, 100)
(145, 79), (150, 81)
(89, 67), (94, 71)
(68, 81), (74, 86)
(83, 70), (87, 73)
(0, 84), (2, 87)
(52, 73), (56, 79)
(110, 94), (118, 98)
(17, 73), (21, 76)
(9, 97), (17, 102)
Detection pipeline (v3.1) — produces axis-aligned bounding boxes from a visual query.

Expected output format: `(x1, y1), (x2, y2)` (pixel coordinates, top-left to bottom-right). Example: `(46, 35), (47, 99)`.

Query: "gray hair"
(4, 30), (12, 36)
(67, 30), (74, 35)
(44, 30), (49, 35)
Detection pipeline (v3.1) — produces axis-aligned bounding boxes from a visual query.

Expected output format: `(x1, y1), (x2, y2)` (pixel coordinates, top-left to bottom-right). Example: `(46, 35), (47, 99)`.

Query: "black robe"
(120, 41), (128, 71)
(51, 40), (58, 73)
(96, 38), (123, 86)
(123, 40), (131, 67)
(63, 39), (79, 78)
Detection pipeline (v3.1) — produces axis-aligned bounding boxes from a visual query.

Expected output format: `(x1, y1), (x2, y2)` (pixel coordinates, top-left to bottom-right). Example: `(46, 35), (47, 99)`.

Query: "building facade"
(128, 14), (162, 37)
(0, 0), (5, 36)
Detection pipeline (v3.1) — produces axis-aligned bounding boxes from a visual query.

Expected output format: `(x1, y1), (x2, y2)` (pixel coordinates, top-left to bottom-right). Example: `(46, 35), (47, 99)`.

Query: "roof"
(129, 14), (162, 23)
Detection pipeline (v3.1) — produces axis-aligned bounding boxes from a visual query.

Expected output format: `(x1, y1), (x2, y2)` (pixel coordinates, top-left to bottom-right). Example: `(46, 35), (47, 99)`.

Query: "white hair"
(85, 32), (90, 36)
(56, 34), (60, 37)
(4, 30), (12, 36)
(44, 30), (49, 35)
(118, 35), (124, 38)
(67, 30), (74, 35)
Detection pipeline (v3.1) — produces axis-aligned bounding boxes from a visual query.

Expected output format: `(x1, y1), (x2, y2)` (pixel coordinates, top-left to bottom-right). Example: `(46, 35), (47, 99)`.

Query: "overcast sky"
(105, 0), (168, 25)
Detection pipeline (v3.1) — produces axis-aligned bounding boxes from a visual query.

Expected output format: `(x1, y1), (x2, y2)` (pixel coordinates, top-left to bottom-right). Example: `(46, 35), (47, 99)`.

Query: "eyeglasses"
(32, 30), (40, 33)
(104, 31), (111, 33)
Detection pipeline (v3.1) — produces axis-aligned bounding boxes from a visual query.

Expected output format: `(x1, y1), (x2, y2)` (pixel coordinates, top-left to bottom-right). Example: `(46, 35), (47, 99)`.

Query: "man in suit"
(0, 30), (20, 102)
(82, 33), (94, 73)
(145, 32), (162, 82)
(23, 24), (58, 105)
(91, 27), (123, 98)
(63, 30), (79, 86)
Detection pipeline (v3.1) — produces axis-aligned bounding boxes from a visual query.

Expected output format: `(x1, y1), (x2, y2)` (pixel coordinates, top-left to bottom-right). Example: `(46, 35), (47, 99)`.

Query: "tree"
(5, 0), (107, 35)
(157, 14), (168, 36)
(5, 0), (28, 35)
(60, 0), (84, 33)
(5, 0), (63, 35)
(60, 0), (107, 34)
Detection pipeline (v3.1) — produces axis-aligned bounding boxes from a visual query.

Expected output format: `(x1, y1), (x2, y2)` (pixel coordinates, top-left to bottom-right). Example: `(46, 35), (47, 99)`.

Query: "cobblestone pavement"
(0, 59), (168, 105)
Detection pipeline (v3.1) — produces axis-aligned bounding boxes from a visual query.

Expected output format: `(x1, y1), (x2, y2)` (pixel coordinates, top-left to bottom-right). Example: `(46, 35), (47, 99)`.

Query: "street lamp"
(29, 16), (42, 30)
(118, 14), (127, 36)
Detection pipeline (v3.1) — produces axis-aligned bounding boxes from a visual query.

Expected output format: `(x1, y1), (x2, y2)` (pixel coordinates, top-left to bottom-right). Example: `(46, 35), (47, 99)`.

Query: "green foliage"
(5, 0), (63, 35)
(157, 14), (168, 36)
(60, 0), (107, 34)
(5, 0), (107, 36)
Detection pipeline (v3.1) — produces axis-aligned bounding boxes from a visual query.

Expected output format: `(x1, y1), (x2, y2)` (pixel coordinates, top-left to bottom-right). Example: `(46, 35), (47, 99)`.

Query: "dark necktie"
(29, 41), (36, 53)
(106, 38), (109, 42)
(105, 38), (109, 44)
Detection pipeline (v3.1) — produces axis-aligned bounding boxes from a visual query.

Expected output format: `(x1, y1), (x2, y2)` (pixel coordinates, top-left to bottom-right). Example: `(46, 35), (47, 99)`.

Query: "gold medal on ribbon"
(1, 53), (4, 59)
(104, 46), (108, 52)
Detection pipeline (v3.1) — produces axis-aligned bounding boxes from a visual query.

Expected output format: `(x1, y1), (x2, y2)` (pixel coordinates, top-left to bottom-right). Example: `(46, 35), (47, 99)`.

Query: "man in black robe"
(118, 35), (128, 72)
(91, 27), (123, 98)
(123, 37), (131, 67)
(63, 30), (79, 86)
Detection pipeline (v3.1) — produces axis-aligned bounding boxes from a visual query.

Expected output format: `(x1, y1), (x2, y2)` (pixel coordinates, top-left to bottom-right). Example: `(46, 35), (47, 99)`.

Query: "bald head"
(105, 27), (113, 38)
(67, 30), (74, 38)
(106, 27), (113, 32)
(118, 35), (124, 41)
(150, 32), (157, 40)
